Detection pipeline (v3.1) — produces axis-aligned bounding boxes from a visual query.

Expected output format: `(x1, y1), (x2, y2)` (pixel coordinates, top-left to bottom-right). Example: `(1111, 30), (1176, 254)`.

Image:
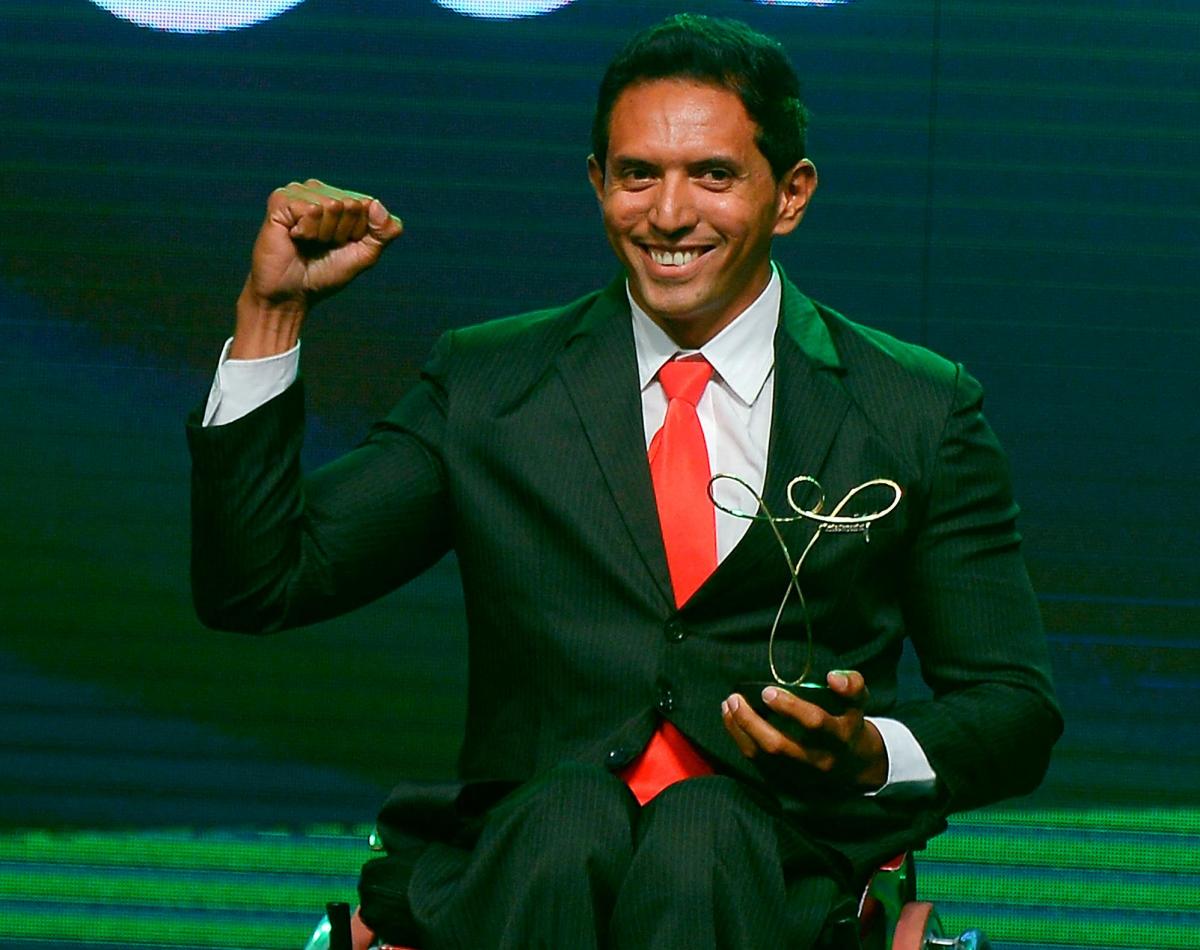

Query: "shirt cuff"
(864, 716), (937, 799)
(202, 337), (300, 427)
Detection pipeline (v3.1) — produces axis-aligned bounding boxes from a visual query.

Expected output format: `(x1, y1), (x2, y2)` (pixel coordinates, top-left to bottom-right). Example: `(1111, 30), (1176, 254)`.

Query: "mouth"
(639, 244), (713, 274)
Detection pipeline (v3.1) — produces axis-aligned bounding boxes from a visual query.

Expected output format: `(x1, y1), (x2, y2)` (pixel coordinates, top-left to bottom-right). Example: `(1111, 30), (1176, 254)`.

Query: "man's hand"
(721, 670), (888, 791)
(231, 179), (404, 359)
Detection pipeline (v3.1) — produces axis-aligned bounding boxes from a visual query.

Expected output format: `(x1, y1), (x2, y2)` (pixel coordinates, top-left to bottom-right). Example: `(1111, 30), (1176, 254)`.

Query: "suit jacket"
(188, 270), (1061, 875)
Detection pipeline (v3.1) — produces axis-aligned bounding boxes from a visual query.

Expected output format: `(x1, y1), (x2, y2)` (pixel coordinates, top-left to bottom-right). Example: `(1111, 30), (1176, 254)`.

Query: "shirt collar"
(630, 266), (780, 408)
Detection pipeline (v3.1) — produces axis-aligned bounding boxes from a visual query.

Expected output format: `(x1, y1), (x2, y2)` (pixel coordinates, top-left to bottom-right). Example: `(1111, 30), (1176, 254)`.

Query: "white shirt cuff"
(864, 716), (937, 799)
(202, 337), (300, 427)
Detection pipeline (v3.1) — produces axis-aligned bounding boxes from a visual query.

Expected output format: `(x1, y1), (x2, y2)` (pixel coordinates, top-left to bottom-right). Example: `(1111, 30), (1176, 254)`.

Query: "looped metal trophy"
(708, 473), (902, 716)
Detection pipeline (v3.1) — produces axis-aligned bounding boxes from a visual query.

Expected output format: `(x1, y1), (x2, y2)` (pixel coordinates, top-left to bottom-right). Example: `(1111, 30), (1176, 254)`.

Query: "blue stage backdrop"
(1, 1), (1198, 948)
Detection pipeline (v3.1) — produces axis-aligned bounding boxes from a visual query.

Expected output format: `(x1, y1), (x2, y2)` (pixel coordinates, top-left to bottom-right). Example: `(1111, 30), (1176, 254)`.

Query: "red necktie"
(620, 357), (716, 804)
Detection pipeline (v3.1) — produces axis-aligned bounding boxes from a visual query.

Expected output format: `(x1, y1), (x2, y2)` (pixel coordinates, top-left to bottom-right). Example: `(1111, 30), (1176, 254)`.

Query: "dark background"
(1, 1), (1197, 944)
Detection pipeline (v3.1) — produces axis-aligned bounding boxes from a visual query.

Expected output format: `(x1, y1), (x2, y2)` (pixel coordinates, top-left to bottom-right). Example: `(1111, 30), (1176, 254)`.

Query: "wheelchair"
(304, 844), (990, 950)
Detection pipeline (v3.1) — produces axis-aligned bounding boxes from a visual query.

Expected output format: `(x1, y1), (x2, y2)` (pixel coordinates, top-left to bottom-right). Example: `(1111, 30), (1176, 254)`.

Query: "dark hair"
(591, 14), (809, 181)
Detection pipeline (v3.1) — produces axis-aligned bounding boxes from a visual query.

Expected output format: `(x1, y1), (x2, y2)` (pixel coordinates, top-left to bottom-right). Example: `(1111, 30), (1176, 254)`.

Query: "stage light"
(87, 0), (848, 33)
(433, 0), (576, 18)
(88, 0), (307, 32)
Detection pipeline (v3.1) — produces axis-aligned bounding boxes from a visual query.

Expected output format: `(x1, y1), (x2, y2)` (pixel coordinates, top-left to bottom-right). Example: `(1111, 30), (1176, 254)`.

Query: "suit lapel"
(553, 278), (675, 608)
(760, 280), (849, 517)
(697, 277), (851, 601)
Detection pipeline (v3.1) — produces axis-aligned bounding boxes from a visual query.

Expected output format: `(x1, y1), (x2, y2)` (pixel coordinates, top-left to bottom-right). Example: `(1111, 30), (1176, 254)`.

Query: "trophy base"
(735, 681), (849, 718)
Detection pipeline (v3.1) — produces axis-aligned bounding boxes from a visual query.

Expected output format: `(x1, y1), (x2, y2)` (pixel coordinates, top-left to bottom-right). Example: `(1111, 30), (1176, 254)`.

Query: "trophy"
(709, 473), (902, 719)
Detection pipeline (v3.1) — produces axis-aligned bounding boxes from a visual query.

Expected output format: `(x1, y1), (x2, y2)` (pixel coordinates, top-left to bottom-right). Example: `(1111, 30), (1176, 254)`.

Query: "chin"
(642, 285), (712, 319)
(636, 293), (695, 325)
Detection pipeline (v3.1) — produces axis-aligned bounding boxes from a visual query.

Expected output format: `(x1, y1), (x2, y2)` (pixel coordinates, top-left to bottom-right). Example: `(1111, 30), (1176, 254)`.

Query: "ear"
(773, 159), (818, 237)
(587, 154), (606, 204)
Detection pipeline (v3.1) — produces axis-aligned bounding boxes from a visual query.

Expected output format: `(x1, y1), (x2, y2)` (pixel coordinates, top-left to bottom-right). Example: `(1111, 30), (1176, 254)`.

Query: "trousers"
(360, 763), (849, 949)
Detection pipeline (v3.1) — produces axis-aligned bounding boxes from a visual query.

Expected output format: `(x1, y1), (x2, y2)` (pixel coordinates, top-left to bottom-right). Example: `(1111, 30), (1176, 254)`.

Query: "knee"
(632, 777), (783, 893)
(487, 763), (637, 885)
(640, 777), (774, 853)
(613, 779), (792, 946)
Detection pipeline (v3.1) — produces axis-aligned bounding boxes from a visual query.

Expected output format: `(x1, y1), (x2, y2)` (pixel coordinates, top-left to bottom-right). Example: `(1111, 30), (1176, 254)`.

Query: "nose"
(647, 172), (698, 236)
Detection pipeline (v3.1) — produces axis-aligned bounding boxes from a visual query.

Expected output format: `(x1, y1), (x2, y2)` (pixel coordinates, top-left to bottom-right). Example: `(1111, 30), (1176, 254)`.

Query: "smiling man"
(587, 77), (815, 348)
(189, 14), (1061, 949)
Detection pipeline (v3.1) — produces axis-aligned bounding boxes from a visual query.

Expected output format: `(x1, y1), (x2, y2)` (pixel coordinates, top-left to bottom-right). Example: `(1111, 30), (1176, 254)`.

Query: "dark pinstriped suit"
(188, 269), (1061, 945)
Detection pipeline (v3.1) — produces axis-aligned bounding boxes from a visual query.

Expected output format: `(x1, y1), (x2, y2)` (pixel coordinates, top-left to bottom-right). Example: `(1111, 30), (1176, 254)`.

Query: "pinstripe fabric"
(611, 775), (843, 948)
(371, 766), (842, 948)
(404, 766), (636, 949)
(188, 268), (1062, 941)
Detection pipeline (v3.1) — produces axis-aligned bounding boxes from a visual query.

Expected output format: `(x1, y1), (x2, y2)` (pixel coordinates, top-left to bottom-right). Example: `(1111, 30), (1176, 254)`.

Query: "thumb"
(367, 199), (404, 244)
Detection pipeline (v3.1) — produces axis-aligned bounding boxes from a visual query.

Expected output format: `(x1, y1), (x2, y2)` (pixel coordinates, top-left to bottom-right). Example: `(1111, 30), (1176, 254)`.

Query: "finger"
(276, 194), (332, 242)
(762, 686), (829, 733)
(366, 198), (404, 244)
(265, 184), (321, 232)
(721, 697), (755, 756)
(277, 182), (362, 243)
(812, 673), (872, 749)
(727, 694), (841, 774)
(297, 182), (376, 239)
(726, 692), (810, 759)
(288, 197), (362, 245)
(827, 669), (869, 705)
(722, 694), (760, 758)
(301, 178), (367, 206)
(279, 181), (401, 242)
(315, 197), (351, 243)
(336, 186), (378, 202)
(301, 178), (369, 202)
(332, 200), (367, 245)
(759, 688), (851, 768)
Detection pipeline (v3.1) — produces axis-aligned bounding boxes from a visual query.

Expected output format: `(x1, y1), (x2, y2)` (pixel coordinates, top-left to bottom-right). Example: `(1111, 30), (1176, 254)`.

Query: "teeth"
(650, 248), (700, 266)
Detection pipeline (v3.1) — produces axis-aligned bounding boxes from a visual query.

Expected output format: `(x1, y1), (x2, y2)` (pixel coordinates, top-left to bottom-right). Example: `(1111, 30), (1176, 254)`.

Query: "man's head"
(588, 15), (817, 348)
(591, 14), (809, 184)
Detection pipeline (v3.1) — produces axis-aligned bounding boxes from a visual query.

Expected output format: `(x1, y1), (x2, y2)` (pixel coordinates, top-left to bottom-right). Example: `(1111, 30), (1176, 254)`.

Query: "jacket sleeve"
(186, 333), (455, 633)
(892, 365), (1063, 813)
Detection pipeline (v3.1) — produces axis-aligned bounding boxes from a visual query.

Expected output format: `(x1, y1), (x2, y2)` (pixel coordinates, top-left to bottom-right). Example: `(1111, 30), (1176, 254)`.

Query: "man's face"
(588, 79), (816, 348)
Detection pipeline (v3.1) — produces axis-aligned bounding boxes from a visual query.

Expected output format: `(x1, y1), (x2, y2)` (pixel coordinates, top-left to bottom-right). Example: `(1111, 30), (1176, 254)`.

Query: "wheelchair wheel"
(891, 900), (942, 950)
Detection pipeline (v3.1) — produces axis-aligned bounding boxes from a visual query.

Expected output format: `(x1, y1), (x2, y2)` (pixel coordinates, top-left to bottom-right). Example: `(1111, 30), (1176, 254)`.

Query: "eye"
(698, 166), (736, 189)
(617, 165), (657, 190)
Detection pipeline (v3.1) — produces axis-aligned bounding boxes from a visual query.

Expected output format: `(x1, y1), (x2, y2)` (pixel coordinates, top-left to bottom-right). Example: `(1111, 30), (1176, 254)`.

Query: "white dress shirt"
(202, 274), (936, 796)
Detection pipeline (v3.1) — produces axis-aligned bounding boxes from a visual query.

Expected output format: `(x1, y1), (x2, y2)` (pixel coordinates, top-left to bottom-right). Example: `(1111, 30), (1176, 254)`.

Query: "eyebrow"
(608, 155), (745, 174)
(688, 157), (744, 175)
(610, 156), (658, 172)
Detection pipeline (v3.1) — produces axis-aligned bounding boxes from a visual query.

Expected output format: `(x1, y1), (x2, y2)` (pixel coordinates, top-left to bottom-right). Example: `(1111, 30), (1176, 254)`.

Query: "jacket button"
(664, 619), (687, 642)
(607, 748), (627, 766)
(657, 686), (675, 713)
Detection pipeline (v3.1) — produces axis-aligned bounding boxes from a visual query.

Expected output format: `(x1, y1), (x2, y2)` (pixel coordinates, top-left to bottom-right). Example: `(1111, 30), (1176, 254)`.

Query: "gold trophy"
(709, 473), (902, 718)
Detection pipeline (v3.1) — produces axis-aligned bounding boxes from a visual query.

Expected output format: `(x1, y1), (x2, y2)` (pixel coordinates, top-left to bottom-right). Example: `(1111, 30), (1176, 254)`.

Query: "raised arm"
(188, 181), (451, 634)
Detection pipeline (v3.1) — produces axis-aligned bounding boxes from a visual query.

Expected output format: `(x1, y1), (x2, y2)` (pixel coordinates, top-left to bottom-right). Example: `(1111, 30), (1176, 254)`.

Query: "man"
(189, 14), (1061, 949)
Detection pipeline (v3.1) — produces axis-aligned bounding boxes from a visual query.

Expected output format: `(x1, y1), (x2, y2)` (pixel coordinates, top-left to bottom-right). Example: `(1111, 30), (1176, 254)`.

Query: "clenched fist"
(231, 179), (404, 359)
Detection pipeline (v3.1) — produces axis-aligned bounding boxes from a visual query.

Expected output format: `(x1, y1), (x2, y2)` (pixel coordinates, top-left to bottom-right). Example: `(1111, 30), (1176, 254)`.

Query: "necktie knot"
(658, 357), (712, 407)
